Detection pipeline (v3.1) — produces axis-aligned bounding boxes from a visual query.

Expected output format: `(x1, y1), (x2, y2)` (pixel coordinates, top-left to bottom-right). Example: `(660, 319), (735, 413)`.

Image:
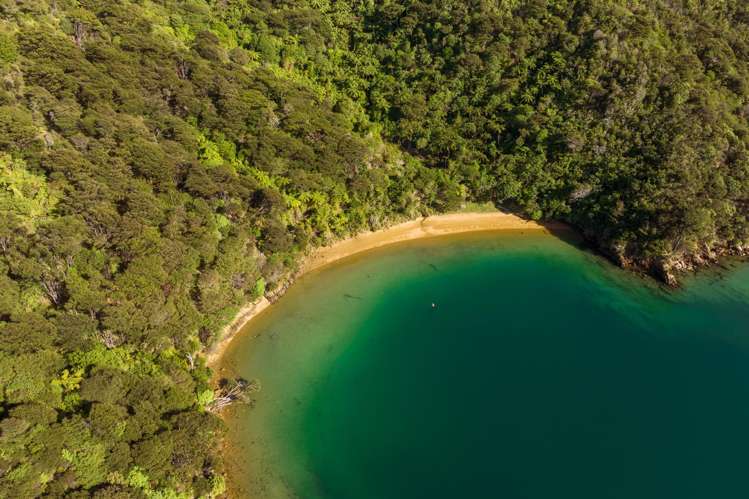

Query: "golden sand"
(303, 212), (550, 273)
(205, 212), (553, 366)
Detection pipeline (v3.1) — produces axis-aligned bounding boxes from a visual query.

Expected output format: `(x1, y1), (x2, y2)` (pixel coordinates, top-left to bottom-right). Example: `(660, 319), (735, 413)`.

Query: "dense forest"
(0, 0), (747, 496)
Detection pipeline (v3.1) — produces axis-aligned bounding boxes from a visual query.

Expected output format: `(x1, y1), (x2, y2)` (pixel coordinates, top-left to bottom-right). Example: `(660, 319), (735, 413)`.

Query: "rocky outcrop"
(581, 225), (748, 287)
(657, 243), (749, 287)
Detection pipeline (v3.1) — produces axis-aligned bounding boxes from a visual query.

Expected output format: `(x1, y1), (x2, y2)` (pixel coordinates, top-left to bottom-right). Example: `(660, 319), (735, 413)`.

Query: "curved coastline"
(204, 212), (559, 367)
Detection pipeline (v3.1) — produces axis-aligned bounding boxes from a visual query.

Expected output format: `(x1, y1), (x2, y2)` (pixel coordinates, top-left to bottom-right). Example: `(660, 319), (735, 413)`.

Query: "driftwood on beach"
(207, 378), (261, 413)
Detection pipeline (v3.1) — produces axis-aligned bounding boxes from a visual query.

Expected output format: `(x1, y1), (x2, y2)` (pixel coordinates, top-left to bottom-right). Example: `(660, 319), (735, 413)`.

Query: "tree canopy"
(0, 0), (747, 496)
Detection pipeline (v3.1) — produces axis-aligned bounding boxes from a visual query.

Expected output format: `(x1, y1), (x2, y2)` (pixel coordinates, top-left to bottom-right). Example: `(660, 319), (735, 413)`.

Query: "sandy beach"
(205, 211), (553, 366)
(303, 212), (552, 273)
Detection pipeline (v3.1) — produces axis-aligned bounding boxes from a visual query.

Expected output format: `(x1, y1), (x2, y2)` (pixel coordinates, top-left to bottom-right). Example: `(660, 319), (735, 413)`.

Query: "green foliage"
(332, 0), (749, 264)
(68, 345), (135, 372)
(253, 277), (266, 298)
(0, 106), (40, 155)
(61, 440), (107, 488)
(51, 367), (84, 392)
(0, 154), (57, 230)
(196, 389), (214, 410)
(0, 31), (18, 64)
(196, 132), (224, 168)
(113, 466), (192, 499)
(1, 0), (747, 496)
(0, 351), (62, 404)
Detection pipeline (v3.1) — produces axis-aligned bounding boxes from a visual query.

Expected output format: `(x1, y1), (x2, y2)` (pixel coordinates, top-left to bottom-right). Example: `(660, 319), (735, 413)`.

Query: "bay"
(219, 232), (749, 499)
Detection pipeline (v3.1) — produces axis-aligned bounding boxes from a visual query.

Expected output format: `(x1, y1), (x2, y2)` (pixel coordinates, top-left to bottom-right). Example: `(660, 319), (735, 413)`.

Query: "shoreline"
(204, 211), (558, 367)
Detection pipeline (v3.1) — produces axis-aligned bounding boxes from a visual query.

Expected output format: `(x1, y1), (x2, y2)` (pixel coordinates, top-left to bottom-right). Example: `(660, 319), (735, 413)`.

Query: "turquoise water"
(220, 232), (749, 499)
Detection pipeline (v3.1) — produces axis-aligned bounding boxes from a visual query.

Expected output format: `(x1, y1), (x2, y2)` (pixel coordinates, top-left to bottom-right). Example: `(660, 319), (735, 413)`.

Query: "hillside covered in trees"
(0, 0), (747, 496)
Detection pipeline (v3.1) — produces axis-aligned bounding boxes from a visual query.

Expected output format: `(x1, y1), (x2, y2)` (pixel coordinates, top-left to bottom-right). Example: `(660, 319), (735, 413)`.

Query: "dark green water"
(220, 232), (749, 499)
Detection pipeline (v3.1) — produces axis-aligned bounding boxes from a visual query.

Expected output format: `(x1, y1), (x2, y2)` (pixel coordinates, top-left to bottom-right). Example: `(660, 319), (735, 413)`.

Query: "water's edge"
(218, 231), (749, 499)
(204, 212), (556, 367)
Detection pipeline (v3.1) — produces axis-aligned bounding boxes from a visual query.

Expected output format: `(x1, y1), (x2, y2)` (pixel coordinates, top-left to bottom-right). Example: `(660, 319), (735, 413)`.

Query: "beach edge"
(204, 211), (560, 367)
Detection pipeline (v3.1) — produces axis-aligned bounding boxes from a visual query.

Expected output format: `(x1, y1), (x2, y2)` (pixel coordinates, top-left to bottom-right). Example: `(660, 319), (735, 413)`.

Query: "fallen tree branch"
(207, 378), (260, 413)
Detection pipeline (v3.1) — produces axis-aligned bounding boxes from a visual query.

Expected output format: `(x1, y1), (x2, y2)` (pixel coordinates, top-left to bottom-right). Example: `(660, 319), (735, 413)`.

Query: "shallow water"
(219, 232), (749, 499)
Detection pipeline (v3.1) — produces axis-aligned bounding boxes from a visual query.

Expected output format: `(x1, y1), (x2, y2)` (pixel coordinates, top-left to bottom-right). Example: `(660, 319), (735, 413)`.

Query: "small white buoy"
(431, 303), (436, 308)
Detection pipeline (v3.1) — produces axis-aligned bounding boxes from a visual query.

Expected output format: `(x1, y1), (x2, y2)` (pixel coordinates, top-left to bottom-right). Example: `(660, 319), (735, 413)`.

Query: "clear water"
(219, 232), (749, 499)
